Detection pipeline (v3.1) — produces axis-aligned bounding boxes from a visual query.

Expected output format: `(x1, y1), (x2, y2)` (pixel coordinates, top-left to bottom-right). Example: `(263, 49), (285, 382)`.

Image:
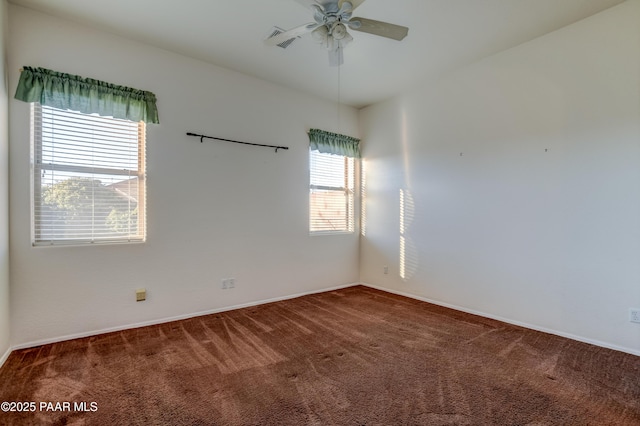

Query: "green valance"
(14, 66), (159, 124)
(308, 128), (360, 158)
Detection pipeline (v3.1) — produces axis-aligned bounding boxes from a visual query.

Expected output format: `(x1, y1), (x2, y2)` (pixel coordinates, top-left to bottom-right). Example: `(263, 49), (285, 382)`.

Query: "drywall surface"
(360, 0), (640, 354)
(0, 0), (10, 362)
(8, 5), (359, 346)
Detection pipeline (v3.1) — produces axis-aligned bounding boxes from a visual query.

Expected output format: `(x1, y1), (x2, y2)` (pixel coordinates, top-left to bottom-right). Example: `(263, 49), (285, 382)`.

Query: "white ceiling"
(9, 0), (625, 109)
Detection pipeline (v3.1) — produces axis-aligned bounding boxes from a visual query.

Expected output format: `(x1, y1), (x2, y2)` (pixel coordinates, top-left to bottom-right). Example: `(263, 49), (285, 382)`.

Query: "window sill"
(32, 239), (145, 248)
(309, 231), (355, 237)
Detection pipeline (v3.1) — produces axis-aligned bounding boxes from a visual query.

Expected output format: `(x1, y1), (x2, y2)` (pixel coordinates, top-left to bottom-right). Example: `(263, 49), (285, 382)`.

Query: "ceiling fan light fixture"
(331, 23), (348, 40)
(341, 32), (353, 46)
(312, 25), (329, 44)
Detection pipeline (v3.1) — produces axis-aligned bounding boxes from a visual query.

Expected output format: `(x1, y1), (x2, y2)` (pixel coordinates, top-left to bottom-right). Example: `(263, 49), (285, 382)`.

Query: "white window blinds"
(33, 104), (146, 245)
(309, 150), (355, 233)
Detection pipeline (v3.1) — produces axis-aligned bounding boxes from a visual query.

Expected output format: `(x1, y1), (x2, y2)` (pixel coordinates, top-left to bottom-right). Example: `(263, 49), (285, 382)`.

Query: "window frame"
(31, 103), (147, 246)
(309, 149), (356, 235)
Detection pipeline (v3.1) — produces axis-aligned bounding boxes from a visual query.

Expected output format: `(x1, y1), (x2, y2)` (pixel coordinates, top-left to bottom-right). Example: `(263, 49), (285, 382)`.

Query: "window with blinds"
(32, 104), (146, 245)
(309, 149), (355, 234)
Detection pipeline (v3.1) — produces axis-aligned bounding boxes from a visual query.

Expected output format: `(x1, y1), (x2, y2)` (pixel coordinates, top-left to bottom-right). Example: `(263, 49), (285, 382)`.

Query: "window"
(32, 104), (146, 245)
(307, 128), (360, 234)
(309, 149), (355, 233)
(15, 66), (158, 245)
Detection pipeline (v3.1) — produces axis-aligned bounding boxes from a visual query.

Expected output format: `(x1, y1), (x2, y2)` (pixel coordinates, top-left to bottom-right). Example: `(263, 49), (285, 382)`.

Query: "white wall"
(0, 0), (10, 363)
(8, 5), (360, 347)
(360, 0), (640, 354)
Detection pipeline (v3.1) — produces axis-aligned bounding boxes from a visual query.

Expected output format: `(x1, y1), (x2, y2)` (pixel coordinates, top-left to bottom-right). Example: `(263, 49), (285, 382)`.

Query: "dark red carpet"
(1, 286), (639, 425)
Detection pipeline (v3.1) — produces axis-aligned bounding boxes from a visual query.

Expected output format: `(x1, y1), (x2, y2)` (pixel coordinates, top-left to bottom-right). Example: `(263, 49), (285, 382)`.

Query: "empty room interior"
(1, 0), (640, 424)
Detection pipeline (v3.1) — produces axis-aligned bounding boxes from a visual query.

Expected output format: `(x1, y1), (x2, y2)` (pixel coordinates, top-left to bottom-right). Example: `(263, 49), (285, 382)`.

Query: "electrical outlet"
(383, 265), (388, 275)
(136, 288), (146, 302)
(630, 309), (640, 324)
(221, 278), (235, 290)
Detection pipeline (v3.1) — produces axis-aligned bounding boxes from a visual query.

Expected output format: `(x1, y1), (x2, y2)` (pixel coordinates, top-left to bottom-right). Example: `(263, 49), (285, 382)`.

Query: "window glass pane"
(310, 189), (349, 232)
(33, 104), (145, 245)
(310, 151), (346, 188)
(309, 150), (355, 234)
(40, 108), (140, 170)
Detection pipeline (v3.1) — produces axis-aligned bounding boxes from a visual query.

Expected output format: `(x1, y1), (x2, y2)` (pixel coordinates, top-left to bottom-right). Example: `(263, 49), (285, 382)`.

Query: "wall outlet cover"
(136, 288), (146, 302)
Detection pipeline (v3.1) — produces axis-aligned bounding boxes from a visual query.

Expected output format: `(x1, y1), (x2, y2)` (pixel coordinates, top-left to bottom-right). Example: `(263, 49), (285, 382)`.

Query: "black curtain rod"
(186, 132), (289, 153)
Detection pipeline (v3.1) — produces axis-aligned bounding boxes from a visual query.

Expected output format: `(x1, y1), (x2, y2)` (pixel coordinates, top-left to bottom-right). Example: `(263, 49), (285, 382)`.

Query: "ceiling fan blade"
(264, 23), (320, 46)
(328, 46), (344, 67)
(339, 0), (365, 11)
(349, 17), (408, 41)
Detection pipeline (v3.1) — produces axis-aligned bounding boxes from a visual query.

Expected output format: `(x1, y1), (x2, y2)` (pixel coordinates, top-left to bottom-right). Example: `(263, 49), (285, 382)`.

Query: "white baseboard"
(11, 282), (360, 351)
(0, 346), (11, 369)
(361, 282), (640, 357)
(11, 282), (637, 359)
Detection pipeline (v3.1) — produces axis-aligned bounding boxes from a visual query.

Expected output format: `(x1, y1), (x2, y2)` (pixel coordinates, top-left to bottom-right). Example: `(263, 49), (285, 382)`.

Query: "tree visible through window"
(33, 104), (146, 245)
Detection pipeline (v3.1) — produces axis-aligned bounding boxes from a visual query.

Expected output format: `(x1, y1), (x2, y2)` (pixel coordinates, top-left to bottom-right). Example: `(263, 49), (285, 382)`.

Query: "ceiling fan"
(265, 0), (409, 66)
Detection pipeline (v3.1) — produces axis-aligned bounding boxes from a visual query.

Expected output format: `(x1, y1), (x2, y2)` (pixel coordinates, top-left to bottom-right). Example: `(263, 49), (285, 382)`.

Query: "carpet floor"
(1, 285), (639, 425)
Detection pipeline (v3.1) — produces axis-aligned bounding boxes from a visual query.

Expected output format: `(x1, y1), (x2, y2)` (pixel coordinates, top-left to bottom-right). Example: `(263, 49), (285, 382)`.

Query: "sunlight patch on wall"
(399, 188), (418, 281)
(401, 107), (411, 189)
(360, 159), (367, 237)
